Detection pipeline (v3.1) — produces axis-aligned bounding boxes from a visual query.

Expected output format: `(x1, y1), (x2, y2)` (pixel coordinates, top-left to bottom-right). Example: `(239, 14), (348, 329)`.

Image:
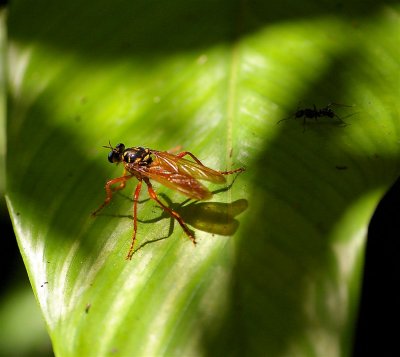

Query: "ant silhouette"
(278, 103), (352, 130)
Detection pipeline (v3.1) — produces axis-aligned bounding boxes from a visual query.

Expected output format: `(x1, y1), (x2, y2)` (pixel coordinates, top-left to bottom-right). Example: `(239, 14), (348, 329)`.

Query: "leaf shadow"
(9, 0), (396, 61)
(200, 21), (400, 357)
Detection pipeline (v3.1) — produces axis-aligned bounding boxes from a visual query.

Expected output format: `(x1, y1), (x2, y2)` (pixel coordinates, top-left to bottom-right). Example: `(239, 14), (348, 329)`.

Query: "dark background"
(353, 176), (399, 357)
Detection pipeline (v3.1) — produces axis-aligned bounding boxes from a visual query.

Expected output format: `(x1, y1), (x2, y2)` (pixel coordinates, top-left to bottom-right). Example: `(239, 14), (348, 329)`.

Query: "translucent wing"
(151, 151), (227, 183)
(140, 169), (212, 200)
(133, 151), (227, 200)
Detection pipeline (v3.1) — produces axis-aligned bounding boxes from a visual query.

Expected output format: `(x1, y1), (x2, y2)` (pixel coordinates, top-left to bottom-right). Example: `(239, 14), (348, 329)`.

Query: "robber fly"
(92, 143), (245, 259)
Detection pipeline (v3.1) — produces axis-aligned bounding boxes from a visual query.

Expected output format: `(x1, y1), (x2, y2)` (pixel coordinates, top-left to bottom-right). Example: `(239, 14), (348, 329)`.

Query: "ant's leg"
(326, 103), (352, 125)
(313, 105), (319, 121)
(334, 114), (348, 126)
(277, 116), (291, 124)
(91, 171), (134, 216)
(327, 102), (353, 108)
(144, 178), (196, 246)
(302, 115), (307, 132)
(126, 181), (143, 260)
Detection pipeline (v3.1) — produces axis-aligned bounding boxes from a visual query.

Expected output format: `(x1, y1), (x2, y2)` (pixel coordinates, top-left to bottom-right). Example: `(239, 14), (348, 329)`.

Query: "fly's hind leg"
(143, 177), (196, 246)
(175, 151), (206, 166)
(176, 151), (245, 176)
(219, 167), (245, 176)
(125, 180), (143, 260)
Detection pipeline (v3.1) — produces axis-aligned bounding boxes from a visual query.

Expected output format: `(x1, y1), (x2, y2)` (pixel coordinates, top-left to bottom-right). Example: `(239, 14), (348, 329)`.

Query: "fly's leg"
(166, 145), (183, 154)
(175, 151), (206, 165)
(143, 177), (196, 246)
(219, 167), (245, 175)
(126, 181), (143, 260)
(91, 171), (134, 216)
(176, 151), (245, 176)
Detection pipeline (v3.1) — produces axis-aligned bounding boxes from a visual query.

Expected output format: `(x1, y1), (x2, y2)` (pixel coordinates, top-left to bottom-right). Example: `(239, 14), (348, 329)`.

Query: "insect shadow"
(277, 103), (355, 131)
(134, 200), (248, 255)
(100, 173), (248, 255)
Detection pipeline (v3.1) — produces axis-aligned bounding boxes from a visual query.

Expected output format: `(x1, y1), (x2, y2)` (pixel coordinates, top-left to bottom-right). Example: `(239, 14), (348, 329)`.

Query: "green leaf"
(6, 1), (400, 356)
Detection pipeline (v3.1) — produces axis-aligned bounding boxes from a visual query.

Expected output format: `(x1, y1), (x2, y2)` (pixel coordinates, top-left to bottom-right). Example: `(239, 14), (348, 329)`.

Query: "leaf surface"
(6, 1), (400, 356)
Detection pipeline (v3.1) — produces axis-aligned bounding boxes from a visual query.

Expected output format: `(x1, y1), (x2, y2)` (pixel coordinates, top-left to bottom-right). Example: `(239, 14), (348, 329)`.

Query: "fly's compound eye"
(107, 143), (126, 163)
(108, 150), (120, 163)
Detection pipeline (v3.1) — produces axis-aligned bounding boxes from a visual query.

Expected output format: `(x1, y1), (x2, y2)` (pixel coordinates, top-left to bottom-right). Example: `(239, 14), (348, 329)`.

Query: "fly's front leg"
(126, 180), (143, 260)
(91, 171), (134, 216)
(144, 177), (196, 246)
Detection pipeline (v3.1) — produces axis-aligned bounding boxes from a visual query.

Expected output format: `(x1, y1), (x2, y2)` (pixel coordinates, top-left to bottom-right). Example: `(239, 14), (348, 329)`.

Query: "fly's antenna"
(102, 140), (114, 150)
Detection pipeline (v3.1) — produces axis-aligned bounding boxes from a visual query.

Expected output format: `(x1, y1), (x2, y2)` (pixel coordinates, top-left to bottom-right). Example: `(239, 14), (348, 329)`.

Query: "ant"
(278, 103), (352, 130)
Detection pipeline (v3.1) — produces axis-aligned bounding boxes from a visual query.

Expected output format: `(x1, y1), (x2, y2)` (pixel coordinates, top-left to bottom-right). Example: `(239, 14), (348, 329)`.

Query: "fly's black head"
(103, 142), (125, 163)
